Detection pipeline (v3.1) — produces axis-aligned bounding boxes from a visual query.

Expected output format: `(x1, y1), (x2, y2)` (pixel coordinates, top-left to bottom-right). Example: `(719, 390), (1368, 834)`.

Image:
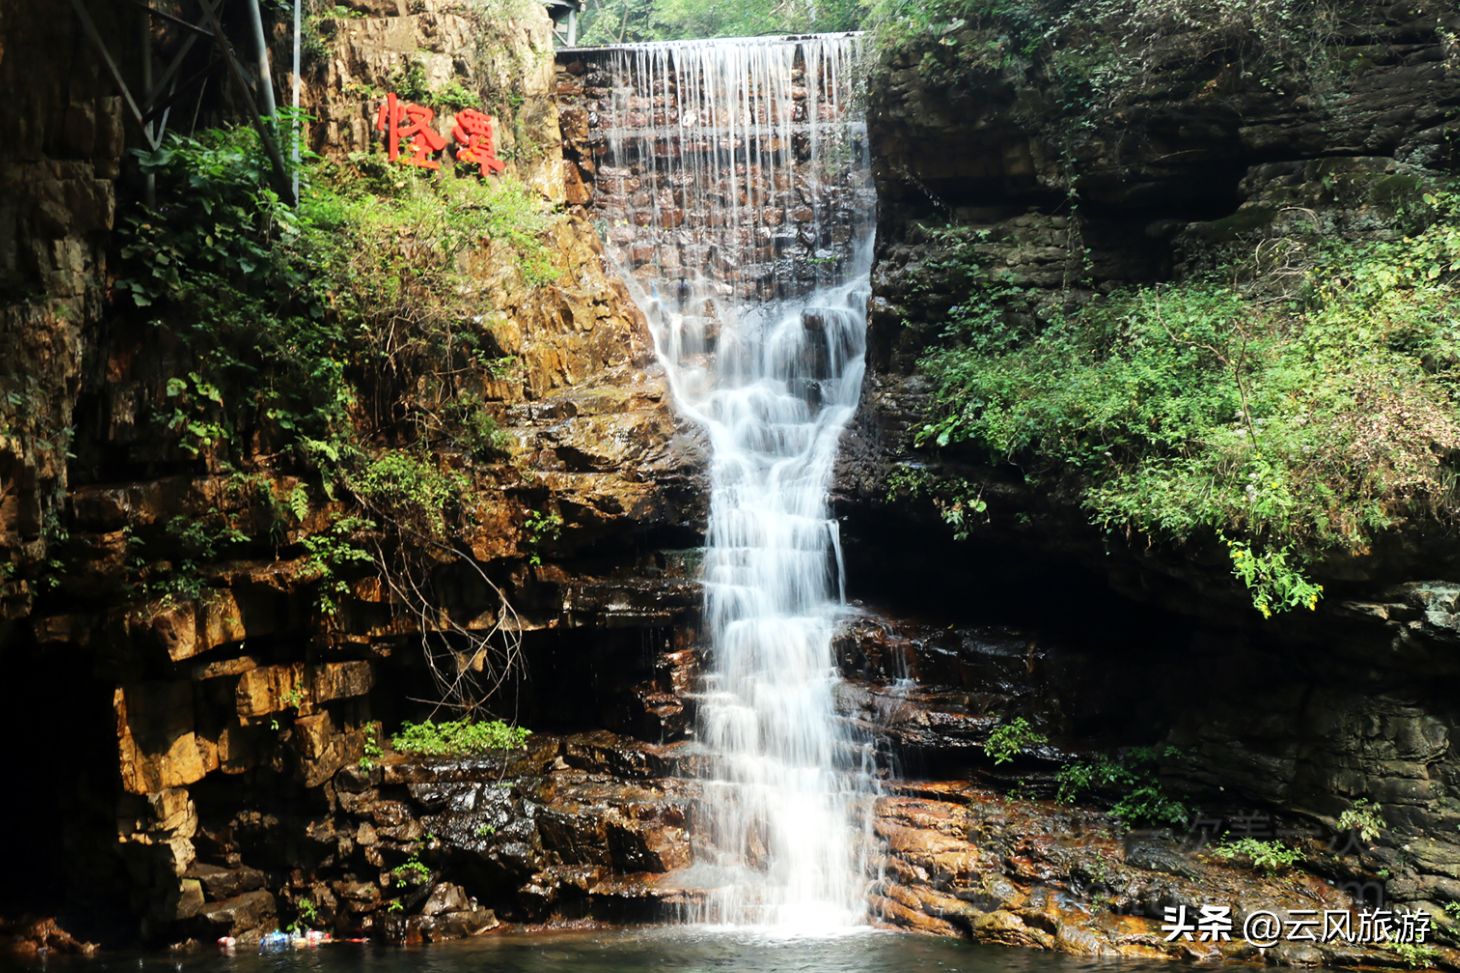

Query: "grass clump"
(390, 719), (531, 756)
(348, 451), (467, 542)
(390, 855), (431, 886)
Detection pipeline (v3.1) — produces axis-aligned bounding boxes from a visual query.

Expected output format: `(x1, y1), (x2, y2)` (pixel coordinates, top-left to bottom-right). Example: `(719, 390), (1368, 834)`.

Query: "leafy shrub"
(1337, 797), (1385, 845)
(446, 390), (511, 461)
(385, 59), (481, 113)
(300, 515), (375, 615)
(118, 127), (353, 467)
(358, 724), (384, 771)
(390, 718), (530, 755)
(390, 855), (431, 886)
(138, 514), (251, 604)
(1225, 539), (1323, 619)
(523, 509), (563, 566)
(287, 896), (319, 934)
(886, 464), (987, 540)
(349, 452), (466, 541)
(112, 123), (549, 714)
(983, 716), (1048, 765)
(321, 164), (553, 452)
(1212, 837), (1302, 874)
(1055, 746), (1189, 828)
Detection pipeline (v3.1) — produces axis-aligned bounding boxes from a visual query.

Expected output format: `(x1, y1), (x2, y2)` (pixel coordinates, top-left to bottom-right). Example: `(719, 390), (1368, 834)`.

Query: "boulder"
(183, 862), (267, 901)
(195, 889), (278, 940)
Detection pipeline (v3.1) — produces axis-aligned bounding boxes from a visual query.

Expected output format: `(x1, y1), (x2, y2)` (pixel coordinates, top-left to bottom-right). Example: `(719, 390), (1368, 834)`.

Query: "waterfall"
(589, 33), (876, 930)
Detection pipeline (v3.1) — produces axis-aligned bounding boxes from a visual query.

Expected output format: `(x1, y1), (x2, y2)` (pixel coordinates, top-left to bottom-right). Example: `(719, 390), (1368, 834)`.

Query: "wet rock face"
(833, 606), (1460, 926)
(554, 48), (871, 301)
(869, 781), (1448, 968)
(823, 605), (1460, 966)
(168, 732), (702, 942)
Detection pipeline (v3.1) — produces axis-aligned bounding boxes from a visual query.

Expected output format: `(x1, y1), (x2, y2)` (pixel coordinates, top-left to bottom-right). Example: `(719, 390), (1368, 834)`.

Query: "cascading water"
(588, 33), (877, 930)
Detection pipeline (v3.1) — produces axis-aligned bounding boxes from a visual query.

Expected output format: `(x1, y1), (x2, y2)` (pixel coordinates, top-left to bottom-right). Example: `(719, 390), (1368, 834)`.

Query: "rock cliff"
(834, 0), (1460, 960)
(0, 0), (707, 949)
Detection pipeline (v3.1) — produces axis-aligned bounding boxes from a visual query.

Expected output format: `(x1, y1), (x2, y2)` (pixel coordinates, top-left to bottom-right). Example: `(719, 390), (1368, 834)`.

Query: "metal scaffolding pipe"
(201, 1), (294, 203)
(292, 0), (301, 201)
(243, 0), (277, 118)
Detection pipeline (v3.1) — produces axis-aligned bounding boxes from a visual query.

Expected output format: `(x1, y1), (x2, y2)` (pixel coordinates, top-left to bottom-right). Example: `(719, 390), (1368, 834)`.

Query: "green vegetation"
(1337, 797), (1386, 845)
(287, 897), (320, 934)
(1055, 747), (1189, 828)
(448, 390), (512, 461)
(117, 125), (556, 486)
(349, 452), (467, 542)
(390, 718), (531, 756)
(390, 855), (431, 887)
(886, 465), (986, 540)
(917, 191), (1460, 615)
(523, 509), (564, 566)
(983, 716), (1048, 765)
(139, 514), (251, 605)
(579, 0), (861, 43)
(386, 59), (479, 112)
(283, 684), (306, 710)
(300, 515), (375, 616)
(118, 129), (348, 468)
(866, 0), (1372, 117)
(1383, 939), (1440, 969)
(110, 122), (556, 708)
(358, 724), (384, 771)
(1211, 837), (1303, 874)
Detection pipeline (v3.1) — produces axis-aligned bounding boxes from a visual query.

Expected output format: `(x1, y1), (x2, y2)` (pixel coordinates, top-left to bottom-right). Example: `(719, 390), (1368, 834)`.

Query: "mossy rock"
(1368, 173), (1427, 207)
(1186, 205), (1277, 242)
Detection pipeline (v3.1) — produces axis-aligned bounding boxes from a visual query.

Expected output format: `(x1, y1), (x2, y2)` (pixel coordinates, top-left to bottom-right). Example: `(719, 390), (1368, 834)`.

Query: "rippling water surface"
(1, 929), (1310, 973)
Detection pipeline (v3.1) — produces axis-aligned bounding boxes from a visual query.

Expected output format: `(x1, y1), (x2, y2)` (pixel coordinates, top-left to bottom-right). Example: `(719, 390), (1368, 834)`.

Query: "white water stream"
(593, 34), (876, 930)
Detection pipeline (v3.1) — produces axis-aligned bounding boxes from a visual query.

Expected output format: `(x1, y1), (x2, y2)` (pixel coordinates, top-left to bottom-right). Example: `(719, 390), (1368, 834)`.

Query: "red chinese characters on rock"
(451, 108), (506, 177)
(374, 94), (505, 177)
(375, 93), (447, 170)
